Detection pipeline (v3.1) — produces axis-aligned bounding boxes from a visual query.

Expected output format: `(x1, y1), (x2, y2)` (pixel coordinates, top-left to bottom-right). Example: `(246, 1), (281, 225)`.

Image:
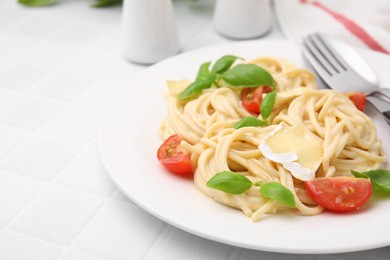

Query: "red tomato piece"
(157, 134), (193, 178)
(347, 92), (367, 112)
(304, 177), (372, 212)
(240, 86), (273, 114)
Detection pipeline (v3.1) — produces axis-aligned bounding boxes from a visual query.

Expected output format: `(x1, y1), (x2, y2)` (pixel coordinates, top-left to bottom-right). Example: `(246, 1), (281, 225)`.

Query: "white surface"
(1, 0), (390, 259)
(97, 40), (390, 254)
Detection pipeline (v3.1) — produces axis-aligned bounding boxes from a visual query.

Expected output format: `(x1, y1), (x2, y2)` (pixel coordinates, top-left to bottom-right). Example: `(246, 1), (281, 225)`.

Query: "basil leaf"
(206, 171), (253, 194)
(93, 0), (122, 7)
(211, 55), (241, 75)
(178, 79), (213, 100)
(352, 169), (390, 192)
(351, 170), (368, 178)
(254, 181), (263, 187)
(221, 64), (275, 88)
(260, 182), (296, 208)
(234, 116), (268, 129)
(260, 90), (277, 120)
(19, 0), (56, 6)
(196, 62), (212, 82)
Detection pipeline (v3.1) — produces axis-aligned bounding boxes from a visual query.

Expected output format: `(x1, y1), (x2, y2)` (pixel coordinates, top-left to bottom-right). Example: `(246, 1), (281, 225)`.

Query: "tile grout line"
(0, 126), (31, 162)
(3, 181), (134, 252)
(1, 132), (93, 236)
(0, 127), (87, 167)
(0, 133), (87, 179)
(0, 137), (129, 203)
(55, 203), (110, 260)
(141, 224), (172, 260)
(55, 191), (132, 260)
(227, 247), (244, 260)
(6, 229), (67, 250)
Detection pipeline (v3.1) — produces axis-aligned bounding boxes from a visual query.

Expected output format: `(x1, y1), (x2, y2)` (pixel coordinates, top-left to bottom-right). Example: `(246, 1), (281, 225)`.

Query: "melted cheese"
(259, 122), (323, 181)
(166, 80), (190, 96)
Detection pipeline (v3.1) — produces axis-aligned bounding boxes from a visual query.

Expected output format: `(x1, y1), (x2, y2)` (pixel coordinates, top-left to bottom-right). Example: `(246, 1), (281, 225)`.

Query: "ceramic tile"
(40, 104), (101, 143)
(72, 76), (129, 109)
(16, 41), (76, 67)
(103, 57), (145, 81)
(0, 11), (21, 30)
(59, 251), (107, 260)
(0, 125), (26, 159)
(0, 32), (38, 58)
(11, 186), (102, 245)
(325, 247), (390, 260)
(58, 46), (116, 75)
(0, 231), (61, 260)
(88, 27), (121, 49)
(54, 143), (116, 196)
(30, 70), (96, 101)
(0, 89), (18, 109)
(181, 21), (233, 51)
(49, 20), (104, 45)
(75, 203), (166, 260)
(147, 226), (234, 260)
(0, 171), (42, 227)
(111, 189), (135, 205)
(0, 63), (48, 91)
(11, 15), (64, 37)
(0, 93), (64, 130)
(239, 249), (314, 260)
(0, 134), (82, 180)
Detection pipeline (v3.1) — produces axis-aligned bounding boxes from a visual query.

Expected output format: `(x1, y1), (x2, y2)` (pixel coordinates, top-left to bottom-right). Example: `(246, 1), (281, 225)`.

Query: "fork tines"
(302, 33), (348, 77)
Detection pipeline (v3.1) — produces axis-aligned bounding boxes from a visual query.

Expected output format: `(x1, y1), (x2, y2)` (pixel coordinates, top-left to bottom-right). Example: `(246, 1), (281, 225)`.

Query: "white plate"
(97, 40), (390, 254)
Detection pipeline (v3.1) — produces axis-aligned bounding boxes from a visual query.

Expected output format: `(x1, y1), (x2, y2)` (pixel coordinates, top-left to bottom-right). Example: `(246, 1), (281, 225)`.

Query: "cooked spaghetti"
(158, 56), (386, 221)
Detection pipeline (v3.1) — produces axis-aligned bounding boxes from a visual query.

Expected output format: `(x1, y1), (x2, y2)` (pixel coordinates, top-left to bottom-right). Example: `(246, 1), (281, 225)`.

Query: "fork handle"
(367, 96), (390, 125)
(372, 88), (390, 101)
(384, 111), (390, 125)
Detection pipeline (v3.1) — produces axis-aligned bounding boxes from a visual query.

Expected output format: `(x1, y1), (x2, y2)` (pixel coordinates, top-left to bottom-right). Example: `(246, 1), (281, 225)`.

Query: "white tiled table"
(0, 1), (390, 259)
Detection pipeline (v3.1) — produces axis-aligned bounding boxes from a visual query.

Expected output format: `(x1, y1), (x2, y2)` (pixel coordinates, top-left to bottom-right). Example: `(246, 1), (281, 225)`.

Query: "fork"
(301, 32), (390, 124)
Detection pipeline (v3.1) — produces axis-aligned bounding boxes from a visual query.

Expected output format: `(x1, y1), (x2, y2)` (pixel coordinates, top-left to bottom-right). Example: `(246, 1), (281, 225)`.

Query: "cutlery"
(301, 32), (390, 124)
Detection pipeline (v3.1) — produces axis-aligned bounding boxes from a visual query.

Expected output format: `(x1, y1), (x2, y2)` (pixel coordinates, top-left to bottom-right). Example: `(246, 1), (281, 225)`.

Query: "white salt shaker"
(122, 0), (180, 64)
(214, 0), (272, 39)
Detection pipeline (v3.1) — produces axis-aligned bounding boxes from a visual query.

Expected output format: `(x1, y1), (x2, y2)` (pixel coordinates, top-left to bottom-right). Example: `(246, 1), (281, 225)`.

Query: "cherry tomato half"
(157, 134), (193, 178)
(304, 177), (372, 212)
(240, 86), (273, 114)
(347, 92), (367, 112)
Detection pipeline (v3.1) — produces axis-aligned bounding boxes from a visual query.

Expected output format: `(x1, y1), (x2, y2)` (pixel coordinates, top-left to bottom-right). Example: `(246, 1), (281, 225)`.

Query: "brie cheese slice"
(259, 122), (323, 181)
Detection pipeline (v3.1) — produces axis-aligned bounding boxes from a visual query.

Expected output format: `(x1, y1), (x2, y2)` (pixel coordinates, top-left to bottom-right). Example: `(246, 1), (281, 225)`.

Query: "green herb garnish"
(19, 0), (122, 7)
(222, 64), (275, 88)
(259, 182), (296, 208)
(206, 172), (296, 208)
(178, 55), (275, 100)
(18, 0), (56, 6)
(195, 62), (213, 82)
(206, 171), (253, 194)
(178, 79), (214, 100)
(233, 116), (268, 129)
(93, 0), (122, 7)
(352, 169), (390, 192)
(260, 90), (277, 121)
(211, 55), (243, 75)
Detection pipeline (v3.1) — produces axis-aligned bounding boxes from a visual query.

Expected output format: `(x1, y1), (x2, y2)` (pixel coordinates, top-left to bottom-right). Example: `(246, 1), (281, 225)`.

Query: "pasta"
(159, 57), (387, 221)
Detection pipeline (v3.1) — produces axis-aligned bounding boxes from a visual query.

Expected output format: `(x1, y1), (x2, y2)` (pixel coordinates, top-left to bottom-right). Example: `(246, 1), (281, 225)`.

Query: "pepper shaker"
(214, 0), (272, 39)
(122, 0), (180, 64)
